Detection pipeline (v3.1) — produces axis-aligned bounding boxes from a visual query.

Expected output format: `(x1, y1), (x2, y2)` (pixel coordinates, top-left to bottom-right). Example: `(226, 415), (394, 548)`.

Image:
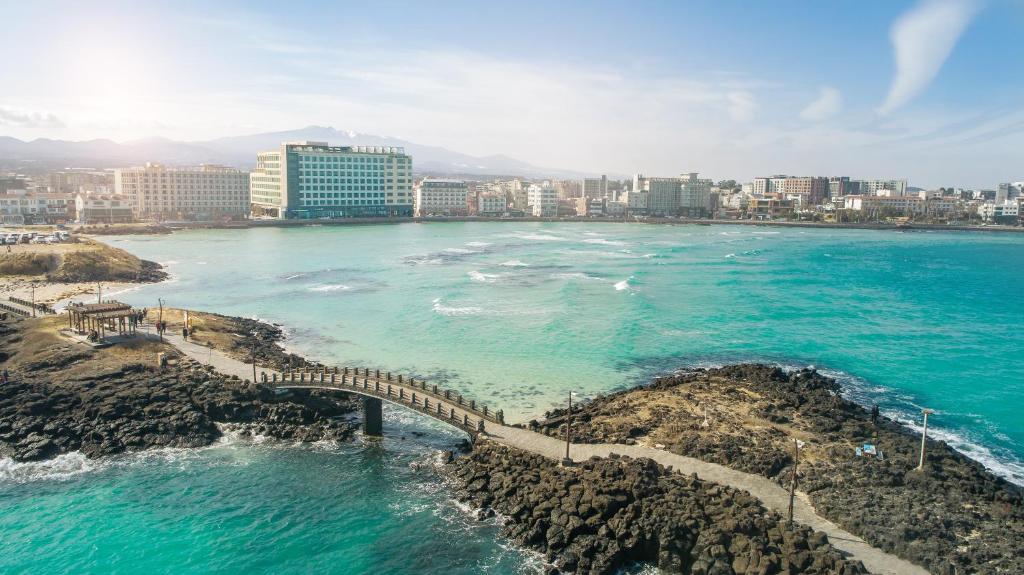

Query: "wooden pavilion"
(67, 301), (141, 340)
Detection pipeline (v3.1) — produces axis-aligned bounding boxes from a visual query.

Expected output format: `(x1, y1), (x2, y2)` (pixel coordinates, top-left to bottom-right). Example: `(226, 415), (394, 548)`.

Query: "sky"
(0, 0), (1021, 187)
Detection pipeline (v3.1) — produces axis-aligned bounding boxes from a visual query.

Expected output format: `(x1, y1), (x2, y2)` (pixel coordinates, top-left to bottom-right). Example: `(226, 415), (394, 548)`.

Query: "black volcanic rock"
(445, 442), (867, 575)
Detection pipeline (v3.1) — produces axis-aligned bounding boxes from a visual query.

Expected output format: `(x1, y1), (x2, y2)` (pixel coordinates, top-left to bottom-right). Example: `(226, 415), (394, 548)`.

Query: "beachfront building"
(618, 190), (650, 216)
(0, 190), (73, 224)
(250, 141), (413, 219)
(581, 175), (608, 199)
(748, 196), (795, 220)
(633, 172), (713, 217)
(114, 163), (249, 221)
(477, 192), (506, 216)
(527, 183), (558, 217)
(74, 193), (134, 224)
(978, 200), (1020, 224)
(414, 179), (470, 216)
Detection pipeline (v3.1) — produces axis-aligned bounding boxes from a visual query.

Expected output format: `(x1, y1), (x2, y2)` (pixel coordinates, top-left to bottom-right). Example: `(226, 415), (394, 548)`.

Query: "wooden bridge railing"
(272, 366), (505, 430)
(8, 297), (55, 314)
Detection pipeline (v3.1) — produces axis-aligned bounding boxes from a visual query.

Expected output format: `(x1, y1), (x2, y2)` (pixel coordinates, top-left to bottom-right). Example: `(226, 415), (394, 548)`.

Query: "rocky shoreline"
(445, 442), (867, 575)
(532, 364), (1023, 575)
(0, 315), (359, 462)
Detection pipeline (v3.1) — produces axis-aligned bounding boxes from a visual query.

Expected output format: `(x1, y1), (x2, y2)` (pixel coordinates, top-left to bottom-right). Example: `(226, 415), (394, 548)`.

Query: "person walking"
(871, 404), (880, 424)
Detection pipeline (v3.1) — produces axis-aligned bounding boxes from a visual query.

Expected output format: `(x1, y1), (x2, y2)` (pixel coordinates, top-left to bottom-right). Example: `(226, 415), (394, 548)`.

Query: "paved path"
(155, 331), (928, 575)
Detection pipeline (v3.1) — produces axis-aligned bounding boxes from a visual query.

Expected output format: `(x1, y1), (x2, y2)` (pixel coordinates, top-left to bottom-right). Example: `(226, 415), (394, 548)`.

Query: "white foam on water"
(468, 270), (503, 283)
(432, 297), (484, 316)
(517, 233), (562, 241)
(307, 284), (352, 292)
(614, 276), (634, 291)
(724, 253), (736, 259)
(465, 241), (491, 247)
(443, 247), (480, 254)
(499, 260), (529, 267)
(282, 273), (306, 280)
(0, 452), (101, 484)
(582, 238), (628, 247)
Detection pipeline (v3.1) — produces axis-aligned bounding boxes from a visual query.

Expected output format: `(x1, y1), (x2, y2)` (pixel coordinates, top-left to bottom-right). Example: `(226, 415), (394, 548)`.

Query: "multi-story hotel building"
(581, 175), (608, 199)
(250, 142), (413, 219)
(527, 184), (558, 216)
(114, 163), (249, 220)
(414, 179), (470, 216)
(634, 172), (713, 216)
(477, 192), (507, 216)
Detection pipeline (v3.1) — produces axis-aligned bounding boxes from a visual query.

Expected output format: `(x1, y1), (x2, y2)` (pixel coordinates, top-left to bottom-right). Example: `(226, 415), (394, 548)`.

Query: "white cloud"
(0, 105), (64, 128)
(800, 87), (842, 121)
(725, 91), (757, 122)
(878, 0), (979, 115)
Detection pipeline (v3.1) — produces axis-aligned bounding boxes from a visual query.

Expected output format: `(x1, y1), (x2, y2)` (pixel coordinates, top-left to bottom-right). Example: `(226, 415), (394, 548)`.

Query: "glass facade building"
(250, 141), (413, 219)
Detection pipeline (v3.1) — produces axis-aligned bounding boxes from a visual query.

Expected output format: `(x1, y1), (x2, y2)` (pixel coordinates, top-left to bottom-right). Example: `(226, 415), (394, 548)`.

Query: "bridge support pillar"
(363, 397), (383, 436)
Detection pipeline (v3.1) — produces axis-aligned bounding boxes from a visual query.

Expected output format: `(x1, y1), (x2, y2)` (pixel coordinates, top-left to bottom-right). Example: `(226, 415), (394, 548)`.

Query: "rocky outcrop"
(0, 358), (359, 461)
(534, 364), (1024, 575)
(446, 442), (867, 575)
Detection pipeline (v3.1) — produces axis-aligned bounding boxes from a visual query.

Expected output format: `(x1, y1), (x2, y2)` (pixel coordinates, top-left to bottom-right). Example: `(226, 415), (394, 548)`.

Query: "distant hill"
(0, 126), (591, 178)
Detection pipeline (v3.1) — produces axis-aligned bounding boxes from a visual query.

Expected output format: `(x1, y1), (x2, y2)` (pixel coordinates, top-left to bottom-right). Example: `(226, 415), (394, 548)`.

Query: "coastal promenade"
(157, 332), (927, 575)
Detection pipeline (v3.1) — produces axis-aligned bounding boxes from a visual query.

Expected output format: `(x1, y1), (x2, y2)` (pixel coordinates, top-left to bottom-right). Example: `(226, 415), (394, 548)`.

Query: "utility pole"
(157, 298), (164, 342)
(251, 333), (258, 384)
(564, 391), (573, 461)
(787, 439), (803, 525)
(30, 282), (36, 318)
(97, 283), (102, 304)
(916, 408), (934, 471)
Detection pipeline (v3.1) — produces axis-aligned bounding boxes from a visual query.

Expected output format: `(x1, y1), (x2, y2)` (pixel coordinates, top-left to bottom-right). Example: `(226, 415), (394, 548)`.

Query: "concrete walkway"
(154, 331), (927, 575)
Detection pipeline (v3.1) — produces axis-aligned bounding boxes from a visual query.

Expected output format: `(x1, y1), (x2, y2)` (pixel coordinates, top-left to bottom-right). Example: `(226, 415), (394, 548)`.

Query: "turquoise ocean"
(2, 222), (1022, 573)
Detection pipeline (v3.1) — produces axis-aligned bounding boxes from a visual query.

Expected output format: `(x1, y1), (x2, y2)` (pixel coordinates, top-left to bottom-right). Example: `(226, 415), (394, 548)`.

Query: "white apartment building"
(844, 194), (960, 217)
(978, 201), (1020, 222)
(854, 179), (908, 197)
(414, 179), (470, 216)
(527, 184), (558, 217)
(0, 191), (72, 224)
(114, 163), (249, 220)
(477, 192), (506, 216)
(620, 190), (649, 214)
(250, 142), (413, 219)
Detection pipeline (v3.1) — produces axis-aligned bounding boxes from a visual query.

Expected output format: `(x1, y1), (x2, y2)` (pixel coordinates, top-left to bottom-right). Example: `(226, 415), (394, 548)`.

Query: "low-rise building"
(0, 190), (72, 224)
(748, 196), (795, 220)
(477, 192), (506, 216)
(978, 201), (1020, 224)
(74, 193), (134, 224)
(414, 179), (470, 216)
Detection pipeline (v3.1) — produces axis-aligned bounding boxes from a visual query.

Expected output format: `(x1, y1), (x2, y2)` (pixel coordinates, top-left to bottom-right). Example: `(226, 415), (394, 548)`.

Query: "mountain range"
(0, 126), (591, 178)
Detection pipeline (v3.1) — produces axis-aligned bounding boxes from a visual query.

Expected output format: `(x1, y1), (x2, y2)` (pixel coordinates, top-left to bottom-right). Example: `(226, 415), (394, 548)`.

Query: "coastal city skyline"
(2, 0), (1022, 187)
(2, 3), (1023, 575)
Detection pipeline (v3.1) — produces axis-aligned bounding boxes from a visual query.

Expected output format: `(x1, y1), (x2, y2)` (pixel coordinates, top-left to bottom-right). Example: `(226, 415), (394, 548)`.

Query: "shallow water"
(4, 221), (1022, 573)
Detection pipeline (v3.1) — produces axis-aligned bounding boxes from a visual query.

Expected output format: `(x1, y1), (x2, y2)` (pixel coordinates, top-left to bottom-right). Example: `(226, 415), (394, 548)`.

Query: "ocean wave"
(517, 233), (562, 241)
(432, 298), (484, 316)
(724, 253), (736, 259)
(307, 284), (353, 292)
(465, 241), (492, 248)
(443, 247), (480, 254)
(582, 238), (628, 247)
(614, 276), (634, 291)
(500, 260), (529, 267)
(281, 273), (307, 280)
(0, 452), (100, 484)
(468, 270), (503, 284)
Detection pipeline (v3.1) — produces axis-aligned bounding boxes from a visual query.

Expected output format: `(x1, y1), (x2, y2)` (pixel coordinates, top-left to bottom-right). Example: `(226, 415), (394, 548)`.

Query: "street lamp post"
(916, 408), (935, 471)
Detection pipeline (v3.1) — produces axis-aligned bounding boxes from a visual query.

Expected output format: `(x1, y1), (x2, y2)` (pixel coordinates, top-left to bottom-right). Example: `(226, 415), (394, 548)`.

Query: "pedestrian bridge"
(268, 366), (504, 436)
